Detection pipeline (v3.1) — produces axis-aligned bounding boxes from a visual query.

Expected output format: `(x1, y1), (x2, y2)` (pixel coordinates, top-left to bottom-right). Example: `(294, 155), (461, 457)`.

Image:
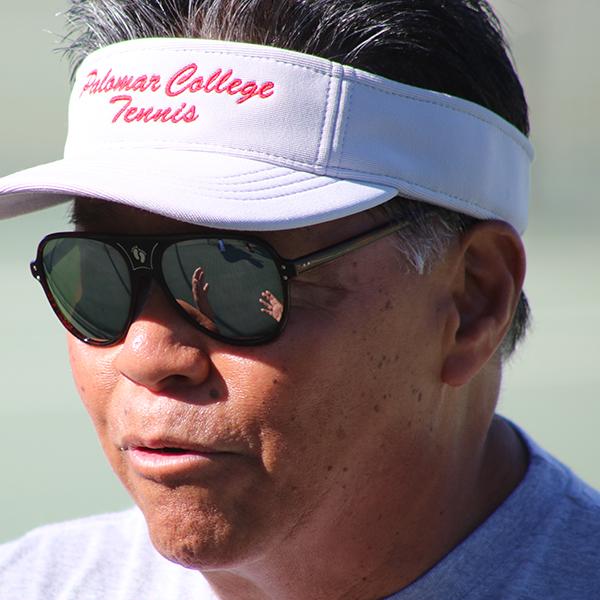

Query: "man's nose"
(113, 283), (212, 393)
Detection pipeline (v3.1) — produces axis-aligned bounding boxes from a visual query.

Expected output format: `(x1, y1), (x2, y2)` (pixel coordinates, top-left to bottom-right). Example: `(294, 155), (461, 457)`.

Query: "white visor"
(0, 38), (533, 232)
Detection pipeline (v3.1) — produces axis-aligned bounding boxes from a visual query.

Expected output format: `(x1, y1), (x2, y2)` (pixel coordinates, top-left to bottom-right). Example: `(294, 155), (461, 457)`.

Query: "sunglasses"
(30, 220), (406, 346)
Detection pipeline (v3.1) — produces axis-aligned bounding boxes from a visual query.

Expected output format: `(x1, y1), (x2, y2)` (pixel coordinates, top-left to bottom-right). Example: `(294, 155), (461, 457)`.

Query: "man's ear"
(441, 221), (526, 387)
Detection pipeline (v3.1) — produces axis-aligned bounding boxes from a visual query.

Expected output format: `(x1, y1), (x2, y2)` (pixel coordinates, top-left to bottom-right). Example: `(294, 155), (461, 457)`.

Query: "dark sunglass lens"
(162, 238), (285, 341)
(41, 238), (132, 343)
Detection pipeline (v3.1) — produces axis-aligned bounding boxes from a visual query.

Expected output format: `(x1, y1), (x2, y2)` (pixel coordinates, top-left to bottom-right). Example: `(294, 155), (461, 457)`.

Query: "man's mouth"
(120, 436), (226, 455)
(119, 438), (244, 482)
(126, 443), (222, 460)
(136, 446), (198, 455)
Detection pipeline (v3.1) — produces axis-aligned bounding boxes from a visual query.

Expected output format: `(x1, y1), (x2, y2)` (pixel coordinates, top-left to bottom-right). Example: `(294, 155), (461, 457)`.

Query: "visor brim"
(0, 150), (398, 230)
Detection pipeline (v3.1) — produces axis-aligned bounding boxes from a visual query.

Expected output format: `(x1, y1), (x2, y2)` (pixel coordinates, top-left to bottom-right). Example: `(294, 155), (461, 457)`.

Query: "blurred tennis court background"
(1, 1), (599, 542)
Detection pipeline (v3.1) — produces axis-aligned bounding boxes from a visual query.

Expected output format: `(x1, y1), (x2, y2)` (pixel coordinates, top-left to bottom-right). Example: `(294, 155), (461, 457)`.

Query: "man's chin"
(148, 516), (240, 571)
(135, 489), (267, 570)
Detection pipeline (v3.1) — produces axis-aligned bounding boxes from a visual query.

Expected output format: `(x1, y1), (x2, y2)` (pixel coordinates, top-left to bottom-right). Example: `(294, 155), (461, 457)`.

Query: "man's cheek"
(69, 336), (114, 384)
(68, 337), (119, 420)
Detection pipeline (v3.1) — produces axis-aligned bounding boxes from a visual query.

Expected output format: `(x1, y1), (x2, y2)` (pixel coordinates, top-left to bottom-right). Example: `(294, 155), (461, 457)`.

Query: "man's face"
(67, 202), (451, 569)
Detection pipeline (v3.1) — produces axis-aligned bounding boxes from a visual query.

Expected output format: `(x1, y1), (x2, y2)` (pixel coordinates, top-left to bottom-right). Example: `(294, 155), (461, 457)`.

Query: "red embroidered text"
(165, 64), (275, 104)
(82, 69), (162, 97)
(110, 95), (199, 124)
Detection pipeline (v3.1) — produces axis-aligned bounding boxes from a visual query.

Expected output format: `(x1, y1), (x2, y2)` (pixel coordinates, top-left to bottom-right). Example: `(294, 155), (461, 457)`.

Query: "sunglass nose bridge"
(117, 242), (159, 271)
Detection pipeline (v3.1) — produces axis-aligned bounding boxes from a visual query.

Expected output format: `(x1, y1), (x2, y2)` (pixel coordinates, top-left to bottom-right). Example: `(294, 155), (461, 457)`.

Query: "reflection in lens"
(42, 238), (131, 342)
(189, 267), (218, 332)
(163, 238), (285, 340)
(258, 290), (284, 322)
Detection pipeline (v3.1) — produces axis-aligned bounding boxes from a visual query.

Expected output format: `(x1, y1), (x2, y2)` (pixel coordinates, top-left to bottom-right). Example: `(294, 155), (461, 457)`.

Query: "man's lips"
(122, 439), (223, 454)
(129, 446), (218, 458)
(132, 446), (204, 455)
(120, 432), (244, 453)
(119, 436), (247, 481)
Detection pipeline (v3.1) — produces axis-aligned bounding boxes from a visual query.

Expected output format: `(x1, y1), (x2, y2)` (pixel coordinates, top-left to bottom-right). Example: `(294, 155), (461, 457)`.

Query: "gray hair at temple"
(62, 0), (531, 358)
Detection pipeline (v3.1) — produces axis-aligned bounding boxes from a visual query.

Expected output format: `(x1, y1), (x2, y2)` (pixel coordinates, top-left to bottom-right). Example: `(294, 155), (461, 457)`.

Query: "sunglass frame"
(31, 220), (407, 346)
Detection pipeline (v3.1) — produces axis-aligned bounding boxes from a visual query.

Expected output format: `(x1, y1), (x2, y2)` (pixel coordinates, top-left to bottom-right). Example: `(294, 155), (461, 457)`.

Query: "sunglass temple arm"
(288, 220), (408, 276)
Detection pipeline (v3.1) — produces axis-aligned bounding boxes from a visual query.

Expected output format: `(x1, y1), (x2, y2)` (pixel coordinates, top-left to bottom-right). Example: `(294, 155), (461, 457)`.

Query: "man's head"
(28, 0), (532, 357)
(0, 1), (532, 595)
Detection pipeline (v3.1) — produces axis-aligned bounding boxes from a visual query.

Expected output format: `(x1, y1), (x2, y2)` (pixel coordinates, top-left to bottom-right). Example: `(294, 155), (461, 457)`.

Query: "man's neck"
(202, 387), (528, 600)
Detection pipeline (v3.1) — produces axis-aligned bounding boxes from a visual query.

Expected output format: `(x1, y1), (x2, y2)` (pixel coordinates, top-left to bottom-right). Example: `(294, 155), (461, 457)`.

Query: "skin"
(258, 290), (284, 322)
(190, 267), (218, 332)
(68, 200), (528, 600)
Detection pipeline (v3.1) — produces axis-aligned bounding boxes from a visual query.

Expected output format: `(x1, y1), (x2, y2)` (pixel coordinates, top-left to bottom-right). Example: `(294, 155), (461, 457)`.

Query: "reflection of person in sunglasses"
(259, 290), (283, 323)
(1, 2), (599, 600)
(173, 266), (219, 333)
(190, 266), (218, 332)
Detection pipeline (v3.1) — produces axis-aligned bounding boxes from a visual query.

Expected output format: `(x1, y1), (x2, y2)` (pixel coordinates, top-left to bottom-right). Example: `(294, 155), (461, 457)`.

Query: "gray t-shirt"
(2, 427), (600, 599)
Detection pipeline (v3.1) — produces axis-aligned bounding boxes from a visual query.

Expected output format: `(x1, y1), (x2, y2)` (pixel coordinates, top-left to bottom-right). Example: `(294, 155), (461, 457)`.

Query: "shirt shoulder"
(0, 508), (217, 600)
(388, 424), (600, 600)
(501, 444), (600, 599)
(471, 430), (600, 600)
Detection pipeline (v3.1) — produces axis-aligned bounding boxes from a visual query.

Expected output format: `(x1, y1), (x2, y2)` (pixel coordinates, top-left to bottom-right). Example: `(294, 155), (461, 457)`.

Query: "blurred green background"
(1, 1), (599, 542)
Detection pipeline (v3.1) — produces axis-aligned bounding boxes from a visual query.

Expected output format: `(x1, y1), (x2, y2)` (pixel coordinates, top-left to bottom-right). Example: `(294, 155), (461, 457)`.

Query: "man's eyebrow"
(70, 197), (157, 230)
(70, 197), (122, 228)
(69, 198), (242, 236)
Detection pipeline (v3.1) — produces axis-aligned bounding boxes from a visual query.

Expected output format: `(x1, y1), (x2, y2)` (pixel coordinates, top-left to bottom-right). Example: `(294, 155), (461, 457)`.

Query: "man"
(0, 1), (598, 599)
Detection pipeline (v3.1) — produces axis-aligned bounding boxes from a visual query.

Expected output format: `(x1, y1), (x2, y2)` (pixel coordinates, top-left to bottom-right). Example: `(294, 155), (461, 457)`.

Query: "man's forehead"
(71, 198), (201, 233)
(71, 197), (385, 256)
